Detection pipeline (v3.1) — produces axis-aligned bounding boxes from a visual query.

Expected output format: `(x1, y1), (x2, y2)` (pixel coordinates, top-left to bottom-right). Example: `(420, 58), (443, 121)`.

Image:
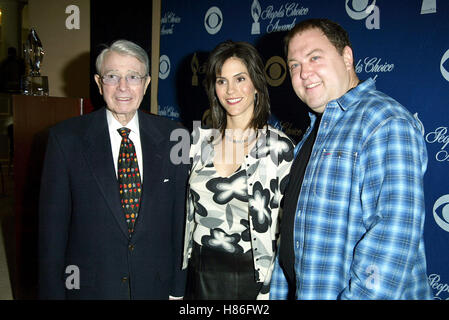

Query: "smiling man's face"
(95, 51), (150, 125)
(287, 28), (355, 113)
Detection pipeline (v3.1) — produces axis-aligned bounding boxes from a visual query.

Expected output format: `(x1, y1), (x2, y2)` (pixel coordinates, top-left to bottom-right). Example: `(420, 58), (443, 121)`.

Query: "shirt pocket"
(312, 149), (358, 203)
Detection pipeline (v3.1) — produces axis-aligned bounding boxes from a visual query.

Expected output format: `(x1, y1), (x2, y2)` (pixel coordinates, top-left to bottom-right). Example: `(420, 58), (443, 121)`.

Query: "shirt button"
(122, 276), (128, 283)
(296, 241), (300, 249)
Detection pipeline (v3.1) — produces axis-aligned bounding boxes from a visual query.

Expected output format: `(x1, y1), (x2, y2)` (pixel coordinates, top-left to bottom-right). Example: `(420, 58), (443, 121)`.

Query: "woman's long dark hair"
(204, 40), (270, 135)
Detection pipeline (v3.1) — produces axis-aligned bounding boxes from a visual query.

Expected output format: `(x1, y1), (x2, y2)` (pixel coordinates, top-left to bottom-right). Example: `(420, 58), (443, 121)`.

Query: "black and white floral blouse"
(191, 164), (253, 254)
(182, 125), (295, 294)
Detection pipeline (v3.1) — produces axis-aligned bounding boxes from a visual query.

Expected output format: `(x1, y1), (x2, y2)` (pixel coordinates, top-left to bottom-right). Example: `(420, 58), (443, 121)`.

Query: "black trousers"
(185, 243), (262, 300)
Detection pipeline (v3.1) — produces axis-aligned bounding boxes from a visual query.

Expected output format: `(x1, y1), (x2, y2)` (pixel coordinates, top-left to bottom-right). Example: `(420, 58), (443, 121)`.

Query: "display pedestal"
(12, 95), (83, 299)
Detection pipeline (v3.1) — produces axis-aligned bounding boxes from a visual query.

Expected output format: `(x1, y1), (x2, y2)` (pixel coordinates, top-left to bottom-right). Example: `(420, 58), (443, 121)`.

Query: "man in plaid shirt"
(270, 19), (432, 299)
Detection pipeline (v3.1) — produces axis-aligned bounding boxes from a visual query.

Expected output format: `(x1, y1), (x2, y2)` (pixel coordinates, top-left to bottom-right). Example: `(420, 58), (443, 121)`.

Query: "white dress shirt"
(106, 109), (143, 182)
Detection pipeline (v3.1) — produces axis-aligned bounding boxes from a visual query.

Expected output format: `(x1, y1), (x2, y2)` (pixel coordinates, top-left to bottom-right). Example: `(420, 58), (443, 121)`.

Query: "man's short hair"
(95, 39), (150, 75)
(284, 18), (352, 57)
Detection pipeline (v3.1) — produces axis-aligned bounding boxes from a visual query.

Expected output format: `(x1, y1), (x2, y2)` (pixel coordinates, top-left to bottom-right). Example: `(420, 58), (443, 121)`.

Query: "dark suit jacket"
(38, 108), (189, 299)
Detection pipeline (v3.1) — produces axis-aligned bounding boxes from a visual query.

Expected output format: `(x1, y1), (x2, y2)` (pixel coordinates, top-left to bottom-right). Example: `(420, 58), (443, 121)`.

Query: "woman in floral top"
(182, 40), (294, 299)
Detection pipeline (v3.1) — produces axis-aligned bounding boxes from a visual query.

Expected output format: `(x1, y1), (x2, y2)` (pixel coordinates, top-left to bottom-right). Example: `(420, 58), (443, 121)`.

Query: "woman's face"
(215, 57), (257, 126)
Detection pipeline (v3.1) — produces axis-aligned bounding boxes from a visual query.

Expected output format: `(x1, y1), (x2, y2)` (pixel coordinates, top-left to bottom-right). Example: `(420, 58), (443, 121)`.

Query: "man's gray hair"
(95, 39), (150, 75)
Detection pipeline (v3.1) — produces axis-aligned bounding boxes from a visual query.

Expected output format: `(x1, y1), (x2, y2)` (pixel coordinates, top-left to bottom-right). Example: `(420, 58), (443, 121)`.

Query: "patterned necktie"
(117, 127), (142, 235)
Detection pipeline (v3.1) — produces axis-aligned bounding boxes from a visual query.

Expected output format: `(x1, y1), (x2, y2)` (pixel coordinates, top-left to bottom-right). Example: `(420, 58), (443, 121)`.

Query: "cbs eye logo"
(204, 6), (223, 35)
(433, 194), (449, 232)
(264, 56), (287, 87)
(159, 55), (171, 80)
(345, 0), (376, 19)
(441, 49), (449, 82)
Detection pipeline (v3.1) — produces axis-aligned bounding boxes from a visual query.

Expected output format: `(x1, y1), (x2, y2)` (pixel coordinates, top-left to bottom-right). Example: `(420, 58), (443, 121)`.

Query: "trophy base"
(421, 0), (436, 14)
(22, 76), (49, 96)
(251, 23), (260, 35)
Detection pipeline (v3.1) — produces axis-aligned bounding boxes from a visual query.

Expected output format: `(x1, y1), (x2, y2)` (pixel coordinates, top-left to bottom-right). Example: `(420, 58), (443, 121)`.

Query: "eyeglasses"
(99, 74), (147, 86)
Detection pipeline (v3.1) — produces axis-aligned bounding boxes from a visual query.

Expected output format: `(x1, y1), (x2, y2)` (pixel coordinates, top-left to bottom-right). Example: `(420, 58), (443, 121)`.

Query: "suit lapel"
(82, 109), (129, 238)
(131, 111), (166, 239)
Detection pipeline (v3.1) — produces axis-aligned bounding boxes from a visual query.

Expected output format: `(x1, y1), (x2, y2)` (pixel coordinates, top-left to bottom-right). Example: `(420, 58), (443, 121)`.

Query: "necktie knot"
(118, 127), (131, 138)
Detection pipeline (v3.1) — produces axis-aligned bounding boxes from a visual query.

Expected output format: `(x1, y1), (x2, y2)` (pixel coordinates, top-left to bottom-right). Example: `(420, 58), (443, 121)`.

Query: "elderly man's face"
(95, 51), (150, 125)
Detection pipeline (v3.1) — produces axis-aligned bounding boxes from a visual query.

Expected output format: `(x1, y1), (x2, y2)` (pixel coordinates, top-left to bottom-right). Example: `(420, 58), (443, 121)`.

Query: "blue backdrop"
(158, 0), (449, 300)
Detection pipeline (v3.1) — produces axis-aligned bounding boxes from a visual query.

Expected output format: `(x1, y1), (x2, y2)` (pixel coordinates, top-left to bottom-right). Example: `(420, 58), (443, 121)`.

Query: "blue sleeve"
(339, 117), (429, 299)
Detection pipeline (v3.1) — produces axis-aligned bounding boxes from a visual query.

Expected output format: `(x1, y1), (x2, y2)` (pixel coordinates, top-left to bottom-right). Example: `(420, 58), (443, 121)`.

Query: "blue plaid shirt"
(270, 78), (432, 300)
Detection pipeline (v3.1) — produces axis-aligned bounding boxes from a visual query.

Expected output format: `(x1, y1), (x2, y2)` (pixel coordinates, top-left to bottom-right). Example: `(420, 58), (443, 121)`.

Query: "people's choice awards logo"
(190, 53), (207, 87)
(440, 49), (449, 82)
(161, 11), (182, 35)
(251, 0), (262, 35)
(191, 53), (199, 86)
(204, 6), (223, 35)
(159, 105), (180, 120)
(159, 55), (171, 80)
(264, 56), (287, 87)
(426, 126), (449, 162)
(355, 57), (394, 80)
(413, 113), (425, 136)
(428, 274), (449, 300)
(254, 2), (309, 34)
(345, 0), (380, 29)
(433, 194), (449, 232)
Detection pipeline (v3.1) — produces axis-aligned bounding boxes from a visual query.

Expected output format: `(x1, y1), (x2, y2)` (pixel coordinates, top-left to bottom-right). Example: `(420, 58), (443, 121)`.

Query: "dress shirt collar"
(106, 109), (140, 136)
(335, 77), (375, 111)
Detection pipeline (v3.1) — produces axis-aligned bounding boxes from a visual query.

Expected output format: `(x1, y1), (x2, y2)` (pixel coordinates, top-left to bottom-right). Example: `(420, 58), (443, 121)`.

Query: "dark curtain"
(90, 1), (153, 112)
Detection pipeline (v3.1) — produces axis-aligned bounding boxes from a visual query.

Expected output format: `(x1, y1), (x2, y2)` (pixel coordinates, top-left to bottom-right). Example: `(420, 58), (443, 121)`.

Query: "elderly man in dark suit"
(38, 40), (189, 299)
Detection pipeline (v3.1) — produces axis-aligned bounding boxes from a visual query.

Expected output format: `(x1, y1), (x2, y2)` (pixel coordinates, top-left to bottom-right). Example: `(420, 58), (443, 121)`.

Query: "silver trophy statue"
(251, 0), (261, 35)
(22, 28), (49, 96)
